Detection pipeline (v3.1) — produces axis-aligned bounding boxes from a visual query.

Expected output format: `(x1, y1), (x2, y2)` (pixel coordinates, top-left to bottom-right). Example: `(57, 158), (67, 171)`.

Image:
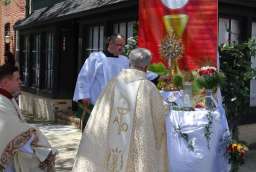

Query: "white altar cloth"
(162, 90), (230, 172)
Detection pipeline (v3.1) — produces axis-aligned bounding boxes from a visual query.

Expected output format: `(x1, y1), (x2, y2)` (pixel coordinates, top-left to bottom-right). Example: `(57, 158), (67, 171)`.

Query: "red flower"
(198, 67), (216, 76)
(195, 102), (205, 108)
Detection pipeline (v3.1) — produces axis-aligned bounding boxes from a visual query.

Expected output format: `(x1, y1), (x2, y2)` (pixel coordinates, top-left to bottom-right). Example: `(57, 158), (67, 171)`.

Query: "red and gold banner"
(138, 0), (218, 71)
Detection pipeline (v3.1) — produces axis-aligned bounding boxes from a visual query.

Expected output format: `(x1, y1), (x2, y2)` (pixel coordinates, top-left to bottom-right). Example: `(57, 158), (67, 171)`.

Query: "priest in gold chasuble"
(0, 65), (56, 172)
(72, 48), (169, 172)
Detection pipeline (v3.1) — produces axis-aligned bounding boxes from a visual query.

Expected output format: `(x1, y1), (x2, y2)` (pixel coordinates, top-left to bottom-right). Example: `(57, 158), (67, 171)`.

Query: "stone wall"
(19, 91), (72, 121)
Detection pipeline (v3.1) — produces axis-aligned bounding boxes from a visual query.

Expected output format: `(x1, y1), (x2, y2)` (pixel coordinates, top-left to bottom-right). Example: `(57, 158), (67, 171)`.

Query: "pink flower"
(198, 66), (217, 76)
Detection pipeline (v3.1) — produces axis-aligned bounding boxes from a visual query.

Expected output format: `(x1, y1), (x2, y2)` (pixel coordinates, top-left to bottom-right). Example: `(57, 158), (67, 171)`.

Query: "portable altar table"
(161, 91), (230, 172)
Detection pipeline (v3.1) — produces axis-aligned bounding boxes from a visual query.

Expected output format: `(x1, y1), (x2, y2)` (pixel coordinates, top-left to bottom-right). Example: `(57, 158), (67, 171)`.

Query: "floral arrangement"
(156, 73), (184, 91)
(227, 142), (249, 171)
(160, 31), (184, 60)
(148, 63), (175, 90)
(195, 66), (225, 90)
(123, 36), (137, 57)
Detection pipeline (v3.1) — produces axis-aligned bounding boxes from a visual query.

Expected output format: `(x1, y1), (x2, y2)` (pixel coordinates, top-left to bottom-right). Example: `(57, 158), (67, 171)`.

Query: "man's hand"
(81, 98), (91, 113)
(81, 98), (90, 107)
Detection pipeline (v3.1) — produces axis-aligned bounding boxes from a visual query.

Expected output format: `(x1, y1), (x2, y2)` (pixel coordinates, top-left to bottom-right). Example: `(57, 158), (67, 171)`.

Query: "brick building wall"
(0, 0), (25, 64)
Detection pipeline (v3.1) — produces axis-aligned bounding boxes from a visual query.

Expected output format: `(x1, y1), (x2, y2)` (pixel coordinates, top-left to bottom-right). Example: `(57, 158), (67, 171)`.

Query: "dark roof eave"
(219, 0), (256, 8)
(15, 0), (138, 30)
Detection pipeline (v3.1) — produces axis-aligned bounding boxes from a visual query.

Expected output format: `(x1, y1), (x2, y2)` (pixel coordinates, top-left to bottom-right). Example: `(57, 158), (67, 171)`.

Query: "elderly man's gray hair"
(129, 48), (152, 68)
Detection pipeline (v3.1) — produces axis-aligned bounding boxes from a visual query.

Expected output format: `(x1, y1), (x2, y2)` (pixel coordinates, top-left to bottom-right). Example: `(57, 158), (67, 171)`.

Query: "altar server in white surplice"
(0, 64), (56, 172)
(73, 33), (129, 107)
(72, 48), (169, 172)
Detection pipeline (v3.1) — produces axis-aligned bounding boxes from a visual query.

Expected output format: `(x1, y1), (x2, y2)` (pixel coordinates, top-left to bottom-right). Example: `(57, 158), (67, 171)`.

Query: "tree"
(219, 39), (256, 139)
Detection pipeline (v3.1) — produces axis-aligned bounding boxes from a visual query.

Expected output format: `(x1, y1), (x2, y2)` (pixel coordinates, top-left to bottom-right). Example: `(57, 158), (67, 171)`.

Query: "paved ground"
(239, 124), (256, 172)
(28, 122), (256, 172)
(32, 123), (82, 172)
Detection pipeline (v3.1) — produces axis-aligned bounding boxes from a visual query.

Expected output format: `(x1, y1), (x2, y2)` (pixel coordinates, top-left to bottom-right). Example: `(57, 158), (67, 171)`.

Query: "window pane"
(252, 22), (256, 38)
(119, 22), (127, 40)
(24, 36), (29, 86)
(31, 34), (40, 87)
(230, 19), (240, 43)
(99, 26), (104, 51)
(45, 32), (54, 90)
(113, 23), (119, 34)
(250, 79), (256, 106)
(113, 21), (136, 43)
(20, 35), (29, 86)
(86, 25), (104, 54)
(252, 22), (256, 69)
(93, 26), (99, 51)
(88, 27), (93, 53)
(127, 21), (136, 38)
(218, 18), (229, 44)
(36, 34), (40, 87)
(251, 22), (256, 106)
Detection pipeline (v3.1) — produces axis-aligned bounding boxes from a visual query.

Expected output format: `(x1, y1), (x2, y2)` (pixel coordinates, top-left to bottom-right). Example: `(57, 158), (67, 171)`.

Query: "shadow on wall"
(19, 91), (72, 121)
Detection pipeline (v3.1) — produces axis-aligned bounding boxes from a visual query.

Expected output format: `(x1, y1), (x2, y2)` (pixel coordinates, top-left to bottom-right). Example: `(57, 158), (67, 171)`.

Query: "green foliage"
(148, 63), (169, 76)
(192, 79), (201, 95)
(123, 23), (138, 57)
(175, 125), (195, 151)
(196, 72), (225, 90)
(219, 39), (256, 138)
(173, 74), (183, 89)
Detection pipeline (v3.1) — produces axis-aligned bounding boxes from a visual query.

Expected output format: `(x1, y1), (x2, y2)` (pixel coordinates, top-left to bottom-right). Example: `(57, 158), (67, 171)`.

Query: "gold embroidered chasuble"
(72, 69), (169, 172)
(0, 94), (55, 171)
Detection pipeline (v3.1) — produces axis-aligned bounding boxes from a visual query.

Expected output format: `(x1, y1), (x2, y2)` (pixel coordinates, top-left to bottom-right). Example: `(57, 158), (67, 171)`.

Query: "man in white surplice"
(72, 48), (169, 172)
(73, 33), (129, 107)
(0, 65), (56, 172)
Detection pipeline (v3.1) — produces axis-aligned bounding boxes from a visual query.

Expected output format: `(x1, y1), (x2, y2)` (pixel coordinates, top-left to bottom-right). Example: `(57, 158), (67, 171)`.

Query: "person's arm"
(80, 98), (91, 113)
(73, 53), (97, 105)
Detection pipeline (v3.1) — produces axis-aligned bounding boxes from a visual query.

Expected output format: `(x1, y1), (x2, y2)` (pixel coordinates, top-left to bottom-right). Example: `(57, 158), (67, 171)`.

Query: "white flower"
(127, 37), (137, 46)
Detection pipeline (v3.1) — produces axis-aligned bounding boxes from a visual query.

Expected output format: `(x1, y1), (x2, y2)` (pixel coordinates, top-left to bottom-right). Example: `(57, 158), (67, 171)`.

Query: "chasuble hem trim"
(0, 128), (37, 168)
